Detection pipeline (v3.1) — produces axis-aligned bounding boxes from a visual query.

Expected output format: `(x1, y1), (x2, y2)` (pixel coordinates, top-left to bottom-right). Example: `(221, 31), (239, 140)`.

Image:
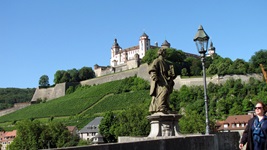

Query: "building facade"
(79, 117), (104, 144)
(110, 32), (159, 67)
(95, 33), (175, 77)
(0, 130), (17, 150)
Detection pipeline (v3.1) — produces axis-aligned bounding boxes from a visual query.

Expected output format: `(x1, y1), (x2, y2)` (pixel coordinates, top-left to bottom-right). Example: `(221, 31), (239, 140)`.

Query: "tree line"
(8, 120), (83, 149)
(0, 88), (35, 110)
(39, 66), (95, 87)
(142, 48), (267, 77)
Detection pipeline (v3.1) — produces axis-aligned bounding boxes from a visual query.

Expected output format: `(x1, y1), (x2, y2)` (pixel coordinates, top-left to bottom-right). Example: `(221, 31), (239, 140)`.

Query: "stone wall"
(31, 63), (263, 103)
(0, 102), (31, 117)
(31, 82), (79, 103)
(81, 68), (139, 86)
(49, 132), (240, 150)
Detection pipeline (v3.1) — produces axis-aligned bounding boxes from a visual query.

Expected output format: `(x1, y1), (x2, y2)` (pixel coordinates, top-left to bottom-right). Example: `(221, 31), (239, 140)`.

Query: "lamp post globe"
(193, 25), (210, 135)
(194, 25), (210, 56)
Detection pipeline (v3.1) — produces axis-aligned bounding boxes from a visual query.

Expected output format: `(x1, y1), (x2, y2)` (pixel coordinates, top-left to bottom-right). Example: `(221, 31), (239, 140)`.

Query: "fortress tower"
(110, 32), (157, 67)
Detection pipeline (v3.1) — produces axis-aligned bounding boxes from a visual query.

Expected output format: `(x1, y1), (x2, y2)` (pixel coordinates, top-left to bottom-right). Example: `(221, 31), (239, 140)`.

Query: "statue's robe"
(149, 57), (175, 113)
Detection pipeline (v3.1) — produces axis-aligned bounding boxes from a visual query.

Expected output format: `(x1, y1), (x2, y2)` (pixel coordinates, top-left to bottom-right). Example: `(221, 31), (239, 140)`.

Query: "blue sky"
(1, 1), (267, 88)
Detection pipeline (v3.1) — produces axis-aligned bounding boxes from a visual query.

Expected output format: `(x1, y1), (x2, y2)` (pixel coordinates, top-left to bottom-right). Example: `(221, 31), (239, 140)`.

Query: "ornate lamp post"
(193, 25), (210, 135)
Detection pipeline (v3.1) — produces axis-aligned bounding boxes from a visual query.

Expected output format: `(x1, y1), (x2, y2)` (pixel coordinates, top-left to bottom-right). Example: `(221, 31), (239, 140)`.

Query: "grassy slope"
(0, 79), (151, 130)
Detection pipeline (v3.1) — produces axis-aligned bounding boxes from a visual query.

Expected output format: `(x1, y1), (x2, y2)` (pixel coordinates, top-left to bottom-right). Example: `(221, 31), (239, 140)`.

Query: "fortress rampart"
(0, 63), (262, 117)
(0, 102), (31, 117)
(31, 63), (263, 103)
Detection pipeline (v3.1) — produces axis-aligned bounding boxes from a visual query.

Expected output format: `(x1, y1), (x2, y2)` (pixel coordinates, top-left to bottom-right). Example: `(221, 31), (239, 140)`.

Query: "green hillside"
(0, 77), (151, 130)
(0, 88), (35, 110)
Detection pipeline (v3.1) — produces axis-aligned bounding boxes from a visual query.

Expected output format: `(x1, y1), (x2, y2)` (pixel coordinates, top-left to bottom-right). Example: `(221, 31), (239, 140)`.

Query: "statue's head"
(158, 48), (166, 57)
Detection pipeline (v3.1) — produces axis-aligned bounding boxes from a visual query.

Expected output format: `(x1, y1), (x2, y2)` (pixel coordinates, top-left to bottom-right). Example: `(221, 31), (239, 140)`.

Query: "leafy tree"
(228, 59), (249, 74)
(39, 75), (50, 87)
(165, 48), (186, 64)
(60, 72), (71, 83)
(217, 57), (233, 75)
(9, 120), (44, 150)
(68, 68), (80, 82)
(249, 49), (267, 73)
(54, 70), (65, 84)
(190, 59), (202, 76)
(179, 110), (205, 134)
(9, 120), (78, 149)
(111, 105), (150, 138)
(184, 57), (201, 76)
(142, 48), (185, 75)
(99, 111), (117, 143)
(78, 67), (95, 81)
(181, 68), (188, 76)
(206, 63), (217, 75)
(0, 88), (35, 110)
(141, 48), (158, 64)
(100, 104), (150, 142)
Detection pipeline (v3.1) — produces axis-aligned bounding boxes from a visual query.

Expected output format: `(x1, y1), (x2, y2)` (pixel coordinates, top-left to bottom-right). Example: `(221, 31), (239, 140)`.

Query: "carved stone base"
(147, 112), (182, 137)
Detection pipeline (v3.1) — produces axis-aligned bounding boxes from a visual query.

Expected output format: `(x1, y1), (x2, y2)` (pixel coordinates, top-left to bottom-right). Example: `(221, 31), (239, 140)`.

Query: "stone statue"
(149, 48), (176, 113)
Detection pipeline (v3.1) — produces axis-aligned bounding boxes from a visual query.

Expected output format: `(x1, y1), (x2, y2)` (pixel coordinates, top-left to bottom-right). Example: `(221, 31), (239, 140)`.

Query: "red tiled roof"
(218, 115), (253, 131)
(0, 130), (16, 142)
(4, 130), (16, 137)
(224, 115), (252, 124)
(67, 126), (77, 132)
(124, 45), (139, 52)
(215, 120), (225, 127)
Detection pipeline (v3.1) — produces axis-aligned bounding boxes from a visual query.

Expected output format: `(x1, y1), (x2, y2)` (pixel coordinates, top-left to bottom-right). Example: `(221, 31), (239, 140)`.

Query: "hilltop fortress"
(30, 63), (263, 103)
(94, 32), (215, 77)
(30, 33), (261, 103)
(6, 33), (258, 117)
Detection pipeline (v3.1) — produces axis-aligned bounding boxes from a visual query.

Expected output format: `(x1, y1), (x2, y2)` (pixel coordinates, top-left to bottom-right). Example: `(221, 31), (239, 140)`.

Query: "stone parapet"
(50, 132), (240, 150)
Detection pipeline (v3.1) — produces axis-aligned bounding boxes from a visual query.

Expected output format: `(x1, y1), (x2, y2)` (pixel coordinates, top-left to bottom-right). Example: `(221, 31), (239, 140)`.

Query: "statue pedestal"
(147, 112), (182, 137)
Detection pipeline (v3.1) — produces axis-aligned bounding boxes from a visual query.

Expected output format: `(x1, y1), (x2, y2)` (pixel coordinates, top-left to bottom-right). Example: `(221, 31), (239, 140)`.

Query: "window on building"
(232, 124), (235, 128)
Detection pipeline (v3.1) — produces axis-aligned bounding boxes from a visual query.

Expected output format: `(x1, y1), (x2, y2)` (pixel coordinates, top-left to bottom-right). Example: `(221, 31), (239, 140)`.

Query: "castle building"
(110, 32), (159, 67)
(94, 32), (215, 77)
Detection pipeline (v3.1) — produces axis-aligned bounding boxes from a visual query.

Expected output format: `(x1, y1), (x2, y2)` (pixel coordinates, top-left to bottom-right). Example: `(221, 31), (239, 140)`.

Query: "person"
(148, 48), (176, 113)
(239, 101), (267, 150)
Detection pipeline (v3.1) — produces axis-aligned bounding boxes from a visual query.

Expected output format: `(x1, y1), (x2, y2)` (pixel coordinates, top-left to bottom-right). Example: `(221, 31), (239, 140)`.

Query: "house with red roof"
(217, 112), (254, 136)
(0, 130), (17, 150)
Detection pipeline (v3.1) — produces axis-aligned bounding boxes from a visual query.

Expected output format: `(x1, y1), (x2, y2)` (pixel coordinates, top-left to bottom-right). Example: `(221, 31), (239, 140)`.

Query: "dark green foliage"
(249, 49), (267, 73)
(78, 66), (95, 81)
(9, 120), (79, 149)
(183, 57), (202, 76)
(66, 86), (75, 95)
(115, 76), (150, 93)
(99, 111), (117, 143)
(181, 68), (188, 76)
(54, 70), (65, 84)
(39, 75), (49, 87)
(99, 104), (150, 142)
(54, 67), (95, 84)
(179, 110), (205, 134)
(141, 48), (158, 64)
(142, 48), (186, 76)
(0, 88), (35, 110)
(174, 77), (267, 133)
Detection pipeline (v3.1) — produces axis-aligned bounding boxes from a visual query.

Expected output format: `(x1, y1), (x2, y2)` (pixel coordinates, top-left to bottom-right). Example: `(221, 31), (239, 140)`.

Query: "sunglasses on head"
(255, 107), (262, 110)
